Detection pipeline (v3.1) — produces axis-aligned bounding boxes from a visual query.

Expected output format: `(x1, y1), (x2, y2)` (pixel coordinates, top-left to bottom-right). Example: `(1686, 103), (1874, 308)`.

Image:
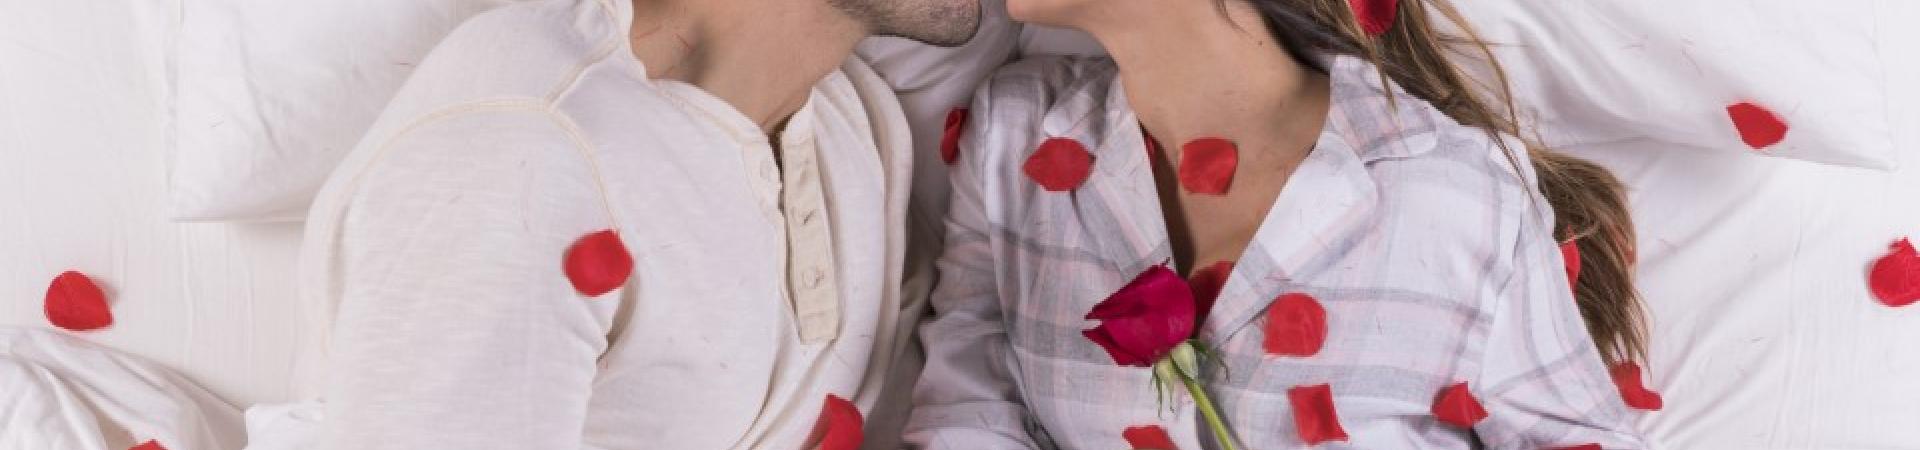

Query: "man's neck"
(630, 0), (867, 134)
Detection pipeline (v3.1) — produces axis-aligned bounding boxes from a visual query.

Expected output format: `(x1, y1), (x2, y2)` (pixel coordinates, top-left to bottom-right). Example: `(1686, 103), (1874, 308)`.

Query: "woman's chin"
(1003, 0), (1076, 27)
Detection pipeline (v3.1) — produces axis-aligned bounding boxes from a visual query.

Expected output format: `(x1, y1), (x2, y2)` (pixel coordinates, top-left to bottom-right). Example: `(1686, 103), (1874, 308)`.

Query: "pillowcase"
(1447, 0), (1909, 169)
(172, 0), (525, 221)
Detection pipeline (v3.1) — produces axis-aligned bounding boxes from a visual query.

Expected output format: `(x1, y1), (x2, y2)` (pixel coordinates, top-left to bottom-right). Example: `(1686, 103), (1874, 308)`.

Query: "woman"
(902, 0), (1649, 448)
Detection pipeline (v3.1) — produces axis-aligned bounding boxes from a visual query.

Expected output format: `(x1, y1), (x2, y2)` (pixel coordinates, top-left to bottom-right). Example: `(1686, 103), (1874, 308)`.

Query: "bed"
(0, 0), (307, 408)
(1, 0), (1914, 448)
(1570, 138), (1920, 449)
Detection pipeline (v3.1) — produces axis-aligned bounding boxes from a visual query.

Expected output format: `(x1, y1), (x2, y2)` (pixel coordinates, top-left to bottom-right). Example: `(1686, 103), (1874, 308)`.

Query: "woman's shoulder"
(1314, 58), (1556, 273)
(1316, 57), (1546, 218)
(1338, 125), (1555, 299)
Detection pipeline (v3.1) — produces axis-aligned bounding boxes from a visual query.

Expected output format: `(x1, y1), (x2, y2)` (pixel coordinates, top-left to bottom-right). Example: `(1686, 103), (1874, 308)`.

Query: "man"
(295, 0), (976, 448)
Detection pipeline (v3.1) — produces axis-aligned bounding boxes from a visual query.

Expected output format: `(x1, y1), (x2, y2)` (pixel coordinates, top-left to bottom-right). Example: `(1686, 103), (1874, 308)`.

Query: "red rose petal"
(1264, 293), (1328, 357)
(1288, 384), (1349, 445)
(1178, 138), (1239, 195)
(1024, 138), (1095, 192)
(1432, 382), (1489, 428)
(1609, 362), (1664, 411)
(810, 394), (864, 450)
(1560, 239), (1582, 289)
(45, 271), (112, 332)
(941, 107), (970, 165)
(1123, 425), (1180, 450)
(129, 440), (166, 450)
(1550, 445), (1601, 450)
(1189, 261), (1234, 329)
(1726, 102), (1788, 149)
(1350, 0), (1400, 36)
(1082, 328), (1153, 367)
(1869, 238), (1920, 307)
(563, 230), (633, 297)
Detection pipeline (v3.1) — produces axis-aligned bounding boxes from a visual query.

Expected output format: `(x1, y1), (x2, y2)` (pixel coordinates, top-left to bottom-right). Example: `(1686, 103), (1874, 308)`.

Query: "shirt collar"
(1060, 54), (1454, 341)
(1076, 54), (1447, 167)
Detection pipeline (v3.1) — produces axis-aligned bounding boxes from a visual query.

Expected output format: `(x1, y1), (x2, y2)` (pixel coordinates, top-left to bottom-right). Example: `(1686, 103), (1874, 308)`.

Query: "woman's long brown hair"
(1238, 0), (1647, 365)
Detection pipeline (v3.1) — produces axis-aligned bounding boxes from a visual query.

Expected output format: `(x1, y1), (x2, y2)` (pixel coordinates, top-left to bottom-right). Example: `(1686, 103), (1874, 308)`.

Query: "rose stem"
(1181, 373), (1238, 450)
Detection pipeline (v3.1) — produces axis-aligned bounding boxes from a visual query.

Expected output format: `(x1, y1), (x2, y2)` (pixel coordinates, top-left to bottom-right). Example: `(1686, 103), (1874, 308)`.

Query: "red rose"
(1084, 265), (1242, 450)
(1082, 265), (1198, 367)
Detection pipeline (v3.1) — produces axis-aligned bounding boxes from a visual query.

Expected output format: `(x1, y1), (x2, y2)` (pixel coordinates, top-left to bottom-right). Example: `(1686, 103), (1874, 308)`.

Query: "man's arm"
(320, 107), (620, 450)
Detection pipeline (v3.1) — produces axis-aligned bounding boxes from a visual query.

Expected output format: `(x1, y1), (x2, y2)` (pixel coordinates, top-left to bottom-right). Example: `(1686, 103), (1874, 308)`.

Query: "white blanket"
(0, 327), (244, 450)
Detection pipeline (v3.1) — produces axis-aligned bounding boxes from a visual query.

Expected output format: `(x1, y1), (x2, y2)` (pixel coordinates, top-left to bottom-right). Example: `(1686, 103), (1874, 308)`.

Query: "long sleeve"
(900, 89), (1042, 450)
(1473, 221), (1647, 450)
(860, 5), (1035, 449)
(317, 107), (619, 450)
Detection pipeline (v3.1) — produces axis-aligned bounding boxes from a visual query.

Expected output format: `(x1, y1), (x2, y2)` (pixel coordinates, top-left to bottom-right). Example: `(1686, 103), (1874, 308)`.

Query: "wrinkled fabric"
(0, 327), (243, 450)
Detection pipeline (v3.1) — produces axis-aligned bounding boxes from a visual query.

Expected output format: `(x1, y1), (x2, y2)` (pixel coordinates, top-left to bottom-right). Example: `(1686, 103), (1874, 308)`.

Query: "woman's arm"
(900, 87), (1044, 450)
(318, 108), (618, 450)
(1474, 225), (1647, 450)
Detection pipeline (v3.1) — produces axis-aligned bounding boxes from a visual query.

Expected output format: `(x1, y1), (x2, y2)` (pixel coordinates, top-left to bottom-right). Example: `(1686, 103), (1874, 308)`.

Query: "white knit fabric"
(275, 0), (921, 448)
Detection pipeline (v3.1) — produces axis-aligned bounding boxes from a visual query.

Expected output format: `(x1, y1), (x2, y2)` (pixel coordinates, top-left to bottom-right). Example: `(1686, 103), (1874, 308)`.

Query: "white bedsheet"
(0, 0), (308, 410)
(1568, 16), (1920, 446)
(1569, 136), (1920, 448)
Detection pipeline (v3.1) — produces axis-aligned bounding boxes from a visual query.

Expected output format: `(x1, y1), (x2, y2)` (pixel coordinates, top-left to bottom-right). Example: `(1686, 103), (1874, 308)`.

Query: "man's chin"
(900, 25), (980, 48)
(878, 0), (983, 48)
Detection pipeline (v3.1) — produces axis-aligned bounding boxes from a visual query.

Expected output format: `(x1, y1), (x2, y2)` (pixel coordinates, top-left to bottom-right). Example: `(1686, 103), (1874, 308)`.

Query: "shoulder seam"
(534, 103), (625, 230)
(340, 98), (549, 200)
(344, 99), (621, 229)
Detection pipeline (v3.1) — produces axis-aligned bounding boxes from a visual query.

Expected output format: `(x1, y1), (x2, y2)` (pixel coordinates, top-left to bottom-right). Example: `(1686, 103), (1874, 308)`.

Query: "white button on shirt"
(291, 0), (923, 449)
(659, 81), (848, 344)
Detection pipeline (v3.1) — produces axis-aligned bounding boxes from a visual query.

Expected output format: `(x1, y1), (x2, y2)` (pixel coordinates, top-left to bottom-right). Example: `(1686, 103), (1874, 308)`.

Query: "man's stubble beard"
(831, 0), (982, 47)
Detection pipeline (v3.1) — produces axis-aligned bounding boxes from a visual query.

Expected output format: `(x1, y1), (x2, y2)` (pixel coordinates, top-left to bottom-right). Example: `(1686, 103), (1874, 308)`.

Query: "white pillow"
(1449, 0), (1910, 169)
(173, 0), (526, 222)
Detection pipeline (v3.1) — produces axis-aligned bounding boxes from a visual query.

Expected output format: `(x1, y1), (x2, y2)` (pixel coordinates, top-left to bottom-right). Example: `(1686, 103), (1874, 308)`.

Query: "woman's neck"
(1083, 4), (1331, 167)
